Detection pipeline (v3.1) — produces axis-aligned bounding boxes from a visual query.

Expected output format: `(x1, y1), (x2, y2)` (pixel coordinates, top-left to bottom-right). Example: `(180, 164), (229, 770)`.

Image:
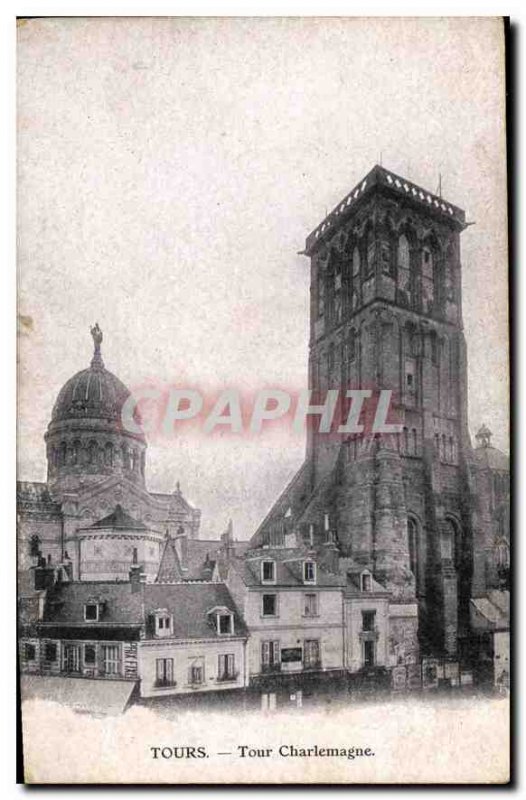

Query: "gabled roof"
(156, 536), (185, 582)
(88, 504), (146, 531)
(337, 558), (389, 594)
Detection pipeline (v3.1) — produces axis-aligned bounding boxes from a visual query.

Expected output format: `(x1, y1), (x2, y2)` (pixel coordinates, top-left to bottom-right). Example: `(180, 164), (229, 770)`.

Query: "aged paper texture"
(17, 16), (509, 784)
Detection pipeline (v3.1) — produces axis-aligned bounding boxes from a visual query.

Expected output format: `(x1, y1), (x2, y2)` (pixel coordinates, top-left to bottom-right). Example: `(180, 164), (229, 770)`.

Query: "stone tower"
(303, 165), (473, 655)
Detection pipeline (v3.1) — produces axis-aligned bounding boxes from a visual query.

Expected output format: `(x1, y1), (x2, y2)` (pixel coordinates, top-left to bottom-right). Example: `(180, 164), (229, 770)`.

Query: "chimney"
(129, 565), (146, 593)
(322, 540), (340, 574)
(129, 549), (146, 592)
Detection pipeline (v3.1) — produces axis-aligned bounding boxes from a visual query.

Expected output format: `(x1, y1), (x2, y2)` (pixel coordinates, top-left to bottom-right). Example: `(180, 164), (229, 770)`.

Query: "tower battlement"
(305, 165), (466, 255)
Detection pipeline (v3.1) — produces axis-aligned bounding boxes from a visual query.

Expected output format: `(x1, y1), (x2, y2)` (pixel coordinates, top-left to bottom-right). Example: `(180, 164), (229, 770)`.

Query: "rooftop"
(230, 551), (345, 588)
(305, 164), (466, 254)
(40, 579), (248, 640)
(88, 504), (147, 531)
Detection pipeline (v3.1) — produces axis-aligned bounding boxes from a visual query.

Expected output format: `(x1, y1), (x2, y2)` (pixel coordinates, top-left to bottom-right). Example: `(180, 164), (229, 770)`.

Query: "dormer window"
(262, 560), (276, 584)
(218, 612), (234, 635)
(154, 610), (173, 637)
(303, 561), (316, 584)
(208, 606), (235, 635)
(361, 572), (372, 592)
(84, 603), (99, 622)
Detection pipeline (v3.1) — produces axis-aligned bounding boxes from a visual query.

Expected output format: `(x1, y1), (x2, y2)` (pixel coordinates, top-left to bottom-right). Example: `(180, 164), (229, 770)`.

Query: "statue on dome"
(91, 322), (103, 349)
(90, 323), (104, 368)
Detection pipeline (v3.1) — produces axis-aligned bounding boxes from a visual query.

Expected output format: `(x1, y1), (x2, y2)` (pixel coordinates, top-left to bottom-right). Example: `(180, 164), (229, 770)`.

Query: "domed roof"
(49, 324), (143, 437)
(51, 365), (131, 423)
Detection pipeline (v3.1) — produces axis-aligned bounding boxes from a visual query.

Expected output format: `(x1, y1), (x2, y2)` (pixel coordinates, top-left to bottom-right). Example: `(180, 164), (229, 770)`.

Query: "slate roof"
(143, 583), (248, 640)
(88, 504), (146, 531)
(156, 536), (185, 582)
(42, 581), (145, 625)
(185, 540), (223, 579)
(232, 550), (345, 587)
(338, 558), (389, 594)
(183, 539), (250, 580)
(39, 579), (248, 640)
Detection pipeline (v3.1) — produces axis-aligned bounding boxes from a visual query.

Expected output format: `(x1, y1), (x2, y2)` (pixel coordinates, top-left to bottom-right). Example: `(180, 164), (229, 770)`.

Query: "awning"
(21, 675), (137, 716)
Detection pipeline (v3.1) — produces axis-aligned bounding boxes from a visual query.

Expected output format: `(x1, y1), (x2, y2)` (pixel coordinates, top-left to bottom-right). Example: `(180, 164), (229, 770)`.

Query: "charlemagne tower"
(254, 165), (474, 657)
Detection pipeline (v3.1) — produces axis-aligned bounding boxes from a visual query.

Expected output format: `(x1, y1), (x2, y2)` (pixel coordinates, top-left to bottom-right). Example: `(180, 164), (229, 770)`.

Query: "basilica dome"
(45, 324), (147, 490)
(51, 363), (134, 426)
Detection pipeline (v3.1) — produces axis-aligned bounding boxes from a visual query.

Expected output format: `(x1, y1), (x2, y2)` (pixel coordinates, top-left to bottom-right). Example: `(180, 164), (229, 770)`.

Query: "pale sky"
(17, 17), (508, 539)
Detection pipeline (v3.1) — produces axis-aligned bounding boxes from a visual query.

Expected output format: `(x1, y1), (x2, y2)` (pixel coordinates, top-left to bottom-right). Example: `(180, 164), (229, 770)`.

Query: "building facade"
(19, 550), (249, 707)
(252, 165), (510, 677)
(17, 324), (201, 585)
(223, 544), (346, 705)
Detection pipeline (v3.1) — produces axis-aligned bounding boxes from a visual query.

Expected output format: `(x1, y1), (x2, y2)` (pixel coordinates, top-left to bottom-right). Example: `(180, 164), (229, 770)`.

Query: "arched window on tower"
(441, 519), (461, 569)
(440, 524), (454, 561)
(397, 234), (412, 307)
(71, 440), (80, 466)
(351, 246), (360, 311)
(59, 442), (67, 467)
(365, 229), (375, 278)
(333, 258), (343, 324)
(422, 246), (435, 314)
(326, 264), (335, 323)
(352, 246), (360, 279)
(317, 268), (325, 318)
(87, 440), (98, 466)
(104, 442), (113, 467)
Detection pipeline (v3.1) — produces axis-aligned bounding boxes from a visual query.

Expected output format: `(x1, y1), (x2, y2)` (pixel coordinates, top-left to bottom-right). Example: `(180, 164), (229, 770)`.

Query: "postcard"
(17, 16), (510, 784)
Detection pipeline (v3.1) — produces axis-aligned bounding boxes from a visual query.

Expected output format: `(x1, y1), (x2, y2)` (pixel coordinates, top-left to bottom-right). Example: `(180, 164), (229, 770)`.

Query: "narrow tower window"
(365, 230), (375, 277)
(422, 246), (435, 314)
